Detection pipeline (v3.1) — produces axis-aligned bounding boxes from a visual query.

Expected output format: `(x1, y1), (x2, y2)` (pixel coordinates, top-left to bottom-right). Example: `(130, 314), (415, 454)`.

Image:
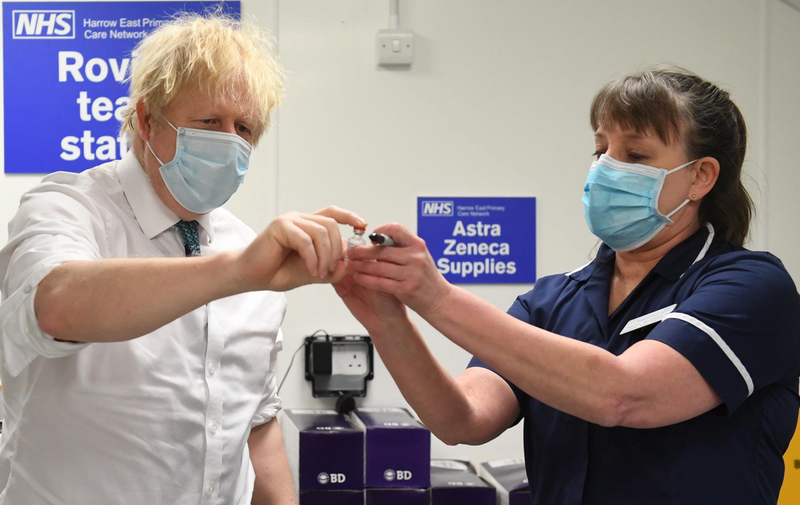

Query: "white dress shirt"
(0, 152), (287, 505)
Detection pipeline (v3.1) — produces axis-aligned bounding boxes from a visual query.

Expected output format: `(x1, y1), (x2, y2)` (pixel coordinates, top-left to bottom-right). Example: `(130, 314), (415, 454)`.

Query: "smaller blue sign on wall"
(417, 197), (536, 284)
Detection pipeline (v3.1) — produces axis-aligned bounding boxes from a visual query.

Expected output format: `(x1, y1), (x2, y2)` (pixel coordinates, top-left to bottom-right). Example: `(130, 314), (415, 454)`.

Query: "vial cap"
(353, 226), (366, 232)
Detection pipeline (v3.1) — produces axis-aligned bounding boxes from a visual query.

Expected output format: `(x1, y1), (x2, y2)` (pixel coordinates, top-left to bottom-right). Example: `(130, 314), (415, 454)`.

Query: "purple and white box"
(478, 458), (531, 505)
(279, 409), (364, 494)
(364, 488), (430, 504)
(349, 407), (431, 488)
(430, 459), (495, 505)
(299, 490), (364, 505)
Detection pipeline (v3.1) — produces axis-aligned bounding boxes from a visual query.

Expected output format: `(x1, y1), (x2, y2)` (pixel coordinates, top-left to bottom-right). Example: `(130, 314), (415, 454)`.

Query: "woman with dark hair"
(337, 67), (800, 504)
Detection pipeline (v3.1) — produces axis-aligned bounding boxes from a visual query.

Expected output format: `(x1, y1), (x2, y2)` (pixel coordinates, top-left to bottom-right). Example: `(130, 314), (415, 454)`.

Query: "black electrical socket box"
(304, 335), (374, 398)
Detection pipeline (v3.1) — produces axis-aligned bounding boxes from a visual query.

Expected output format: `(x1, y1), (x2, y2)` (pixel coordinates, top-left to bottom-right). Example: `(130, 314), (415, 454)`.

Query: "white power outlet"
(376, 29), (414, 66)
(331, 342), (370, 376)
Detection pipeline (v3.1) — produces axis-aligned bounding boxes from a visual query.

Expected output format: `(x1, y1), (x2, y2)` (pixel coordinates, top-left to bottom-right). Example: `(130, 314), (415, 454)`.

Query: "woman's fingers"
(371, 222), (417, 248)
(351, 271), (404, 296)
(347, 258), (406, 281)
(345, 241), (410, 264)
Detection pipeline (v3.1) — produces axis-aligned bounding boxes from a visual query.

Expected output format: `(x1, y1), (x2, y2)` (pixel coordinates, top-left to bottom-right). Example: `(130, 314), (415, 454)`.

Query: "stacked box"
(298, 490), (363, 505)
(478, 458), (531, 505)
(279, 409), (364, 498)
(348, 407), (431, 489)
(430, 459), (495, 505)
(364, 488), (430, 504)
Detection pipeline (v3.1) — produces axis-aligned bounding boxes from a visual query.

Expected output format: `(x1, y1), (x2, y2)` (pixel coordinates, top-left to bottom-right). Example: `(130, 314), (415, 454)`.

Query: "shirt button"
(207, 485), (213, 496)
(24, 285), (32, 294)
(211, 424), (217, 435)
(208, 362), (216, 376)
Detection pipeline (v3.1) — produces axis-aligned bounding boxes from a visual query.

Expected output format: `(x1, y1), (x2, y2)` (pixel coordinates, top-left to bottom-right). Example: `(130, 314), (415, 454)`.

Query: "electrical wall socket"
(305, 335), (374, 397)
(331, 342), (370, 376)
(376, 29), (414, 66)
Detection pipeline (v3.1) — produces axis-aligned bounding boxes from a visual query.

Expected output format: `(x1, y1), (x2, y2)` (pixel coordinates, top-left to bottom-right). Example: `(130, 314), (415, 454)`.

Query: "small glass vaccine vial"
(346, 226), (367, 260)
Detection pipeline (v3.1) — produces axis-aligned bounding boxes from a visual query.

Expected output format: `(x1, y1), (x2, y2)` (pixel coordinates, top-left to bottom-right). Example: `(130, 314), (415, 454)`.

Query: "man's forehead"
(175, 90), (256, 123)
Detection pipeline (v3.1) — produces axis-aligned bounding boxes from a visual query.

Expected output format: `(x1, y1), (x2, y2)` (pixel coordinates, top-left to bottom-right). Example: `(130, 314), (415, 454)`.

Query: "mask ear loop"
(666, 159), (698, 175)
(665, 198), (691, 221)
(146, 141), (165, 166)
(662, 159), (698, 222)
(145, 119), (180, 166)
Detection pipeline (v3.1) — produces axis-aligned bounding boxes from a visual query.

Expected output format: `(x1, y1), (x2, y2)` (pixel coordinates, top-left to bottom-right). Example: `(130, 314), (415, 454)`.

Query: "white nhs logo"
(421, 200), (453, 217)
(12, 10), (75, 39)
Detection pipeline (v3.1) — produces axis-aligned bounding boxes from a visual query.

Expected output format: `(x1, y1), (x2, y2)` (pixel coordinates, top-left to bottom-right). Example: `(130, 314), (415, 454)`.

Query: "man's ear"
(690, 156), (720, 201)
(136, 100), (152, 142)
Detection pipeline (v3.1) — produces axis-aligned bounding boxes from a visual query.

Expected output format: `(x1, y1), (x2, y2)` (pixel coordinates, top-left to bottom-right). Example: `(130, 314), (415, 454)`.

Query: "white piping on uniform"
(690, 222), (716, 267)
(679, 223), (716, 279)
(565, 261), (593, 277)
(662, 312), (754, 396)
(569, 222), (714, 280)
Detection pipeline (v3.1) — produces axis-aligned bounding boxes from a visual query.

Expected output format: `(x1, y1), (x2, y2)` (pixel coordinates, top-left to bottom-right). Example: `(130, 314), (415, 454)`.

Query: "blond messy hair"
(120, 12), (284, 144)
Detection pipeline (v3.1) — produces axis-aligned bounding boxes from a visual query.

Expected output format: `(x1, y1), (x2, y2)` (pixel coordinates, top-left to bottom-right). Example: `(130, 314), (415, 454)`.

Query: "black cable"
(277, 329), (328, 394)
(335, 391), (357, 416)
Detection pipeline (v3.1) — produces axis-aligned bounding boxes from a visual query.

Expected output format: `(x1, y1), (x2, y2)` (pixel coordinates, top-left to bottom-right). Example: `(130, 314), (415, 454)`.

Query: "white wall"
(1, 0), (799, 463)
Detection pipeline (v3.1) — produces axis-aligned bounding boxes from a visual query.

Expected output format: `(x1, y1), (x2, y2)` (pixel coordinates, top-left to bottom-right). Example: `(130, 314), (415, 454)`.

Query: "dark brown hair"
(590, 66), (753, 245)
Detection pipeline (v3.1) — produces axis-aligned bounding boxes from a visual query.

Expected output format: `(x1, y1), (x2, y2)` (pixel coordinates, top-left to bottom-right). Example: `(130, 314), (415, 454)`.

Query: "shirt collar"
(117, 151), (215, 242)
(568, 223), (716, 283)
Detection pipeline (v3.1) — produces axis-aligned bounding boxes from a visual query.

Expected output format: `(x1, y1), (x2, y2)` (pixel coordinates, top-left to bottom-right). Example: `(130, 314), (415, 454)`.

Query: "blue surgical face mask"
(581, 153), (696, 252)
(146, 119), (251, 214)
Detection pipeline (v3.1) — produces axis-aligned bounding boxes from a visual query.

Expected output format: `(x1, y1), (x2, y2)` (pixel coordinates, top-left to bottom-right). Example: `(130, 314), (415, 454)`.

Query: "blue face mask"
(146, 120), (251, 214)
(581, 154), (696, 252)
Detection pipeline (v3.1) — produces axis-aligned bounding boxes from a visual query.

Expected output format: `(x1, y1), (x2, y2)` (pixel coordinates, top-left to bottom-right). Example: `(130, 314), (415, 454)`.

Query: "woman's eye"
(627, 152), (647, 162)
(592, 150), (605, 160)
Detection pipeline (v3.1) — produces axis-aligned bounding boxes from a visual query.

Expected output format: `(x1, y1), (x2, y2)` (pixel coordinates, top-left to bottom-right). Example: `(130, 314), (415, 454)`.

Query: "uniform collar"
(651, 222), (715, 281)
(568, 223), (716, 283)
(118, 151), (214, 242)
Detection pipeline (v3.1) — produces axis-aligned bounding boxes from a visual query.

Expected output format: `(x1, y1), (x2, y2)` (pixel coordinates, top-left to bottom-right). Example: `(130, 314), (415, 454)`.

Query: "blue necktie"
(174, 220), (201, 257)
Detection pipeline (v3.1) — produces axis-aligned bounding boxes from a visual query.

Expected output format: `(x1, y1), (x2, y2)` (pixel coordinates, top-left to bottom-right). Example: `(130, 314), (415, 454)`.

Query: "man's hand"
(235, 206), (366, 292)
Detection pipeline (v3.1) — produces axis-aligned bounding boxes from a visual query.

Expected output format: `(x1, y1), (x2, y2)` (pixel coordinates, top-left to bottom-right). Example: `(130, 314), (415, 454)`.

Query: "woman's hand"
(234, 206), (366, 292)
(333, 273), (408, 336)
(343, 222), (454, 317)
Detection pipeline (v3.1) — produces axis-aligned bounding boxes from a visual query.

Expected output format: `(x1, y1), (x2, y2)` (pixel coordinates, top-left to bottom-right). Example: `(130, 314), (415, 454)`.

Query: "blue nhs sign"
(2, 1), (240, 174)
(12, 10), (76, 39)
(417, 197), (536, 285)
(420, 200), (454, 217)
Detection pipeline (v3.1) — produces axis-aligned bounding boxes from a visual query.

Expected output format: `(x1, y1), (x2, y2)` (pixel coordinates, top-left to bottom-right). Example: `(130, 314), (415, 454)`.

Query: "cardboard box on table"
(348, 407), (431, 489)
(478, 458), (531, 505)
(299, 490), (363, 505)
(430, 459), (495, 505)
(279, 409), (364, 496)
(364, 488), (430, 504)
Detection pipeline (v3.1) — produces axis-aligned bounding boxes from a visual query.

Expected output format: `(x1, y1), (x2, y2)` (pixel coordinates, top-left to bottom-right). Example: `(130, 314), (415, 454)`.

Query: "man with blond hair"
(0, 13), (361, 504)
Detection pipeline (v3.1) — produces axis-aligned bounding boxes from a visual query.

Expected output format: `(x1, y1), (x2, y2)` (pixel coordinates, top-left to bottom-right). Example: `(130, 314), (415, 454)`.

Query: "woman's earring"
(691, 194), (697, 199)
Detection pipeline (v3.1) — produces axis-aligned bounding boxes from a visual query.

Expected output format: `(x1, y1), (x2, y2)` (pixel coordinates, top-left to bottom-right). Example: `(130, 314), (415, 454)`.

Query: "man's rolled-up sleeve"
(646, 252), (800, 415)
(0, 185), (104, 376)
(251, 330), (285, 427)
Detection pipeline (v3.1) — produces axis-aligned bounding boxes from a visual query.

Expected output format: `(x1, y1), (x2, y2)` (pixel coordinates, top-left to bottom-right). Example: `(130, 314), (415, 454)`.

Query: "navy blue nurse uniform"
(469, 223), (800, 505)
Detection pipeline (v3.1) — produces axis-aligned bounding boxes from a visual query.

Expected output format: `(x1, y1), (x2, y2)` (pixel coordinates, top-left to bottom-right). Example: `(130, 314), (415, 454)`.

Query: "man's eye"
(592, 150), (605, 160)
(237, 124), (251, 135)
(628, 152), (648, 161)
(200, 119), (215, 125)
